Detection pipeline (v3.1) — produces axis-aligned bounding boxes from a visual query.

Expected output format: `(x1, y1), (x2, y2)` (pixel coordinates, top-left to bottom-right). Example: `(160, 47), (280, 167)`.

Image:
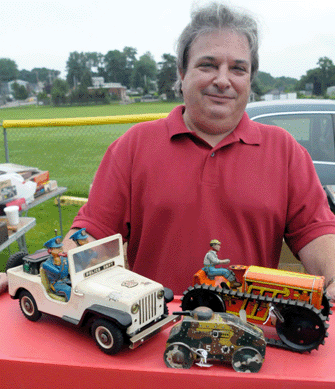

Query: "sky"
(1, 0), (335, 81)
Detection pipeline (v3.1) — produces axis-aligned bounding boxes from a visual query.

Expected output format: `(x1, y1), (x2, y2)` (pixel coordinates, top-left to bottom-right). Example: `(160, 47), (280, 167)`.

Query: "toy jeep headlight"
(131, 303), (140, 314)
(157, 289), (164, 299)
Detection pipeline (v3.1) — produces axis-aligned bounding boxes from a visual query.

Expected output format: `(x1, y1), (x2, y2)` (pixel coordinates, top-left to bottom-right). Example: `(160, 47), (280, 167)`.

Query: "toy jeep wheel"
(19, 290), (42, 322)
(6, 251), (27, 272)
(164, 343), (194, 369)
(91, 319), (124, 355)
(232, 347), (263, 373)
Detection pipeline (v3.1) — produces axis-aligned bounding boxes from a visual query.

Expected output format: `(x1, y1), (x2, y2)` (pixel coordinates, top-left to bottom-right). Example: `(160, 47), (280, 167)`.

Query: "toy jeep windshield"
(7, 234), (177, 355)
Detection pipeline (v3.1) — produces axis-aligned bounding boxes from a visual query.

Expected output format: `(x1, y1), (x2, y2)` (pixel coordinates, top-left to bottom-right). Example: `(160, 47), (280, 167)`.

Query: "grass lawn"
(0, 101), (180, 270)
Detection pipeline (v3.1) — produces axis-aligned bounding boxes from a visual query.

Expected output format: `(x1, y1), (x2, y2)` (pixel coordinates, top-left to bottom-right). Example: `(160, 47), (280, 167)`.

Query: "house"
(89, 77), (127, 101)
(263, 89), (297, 101)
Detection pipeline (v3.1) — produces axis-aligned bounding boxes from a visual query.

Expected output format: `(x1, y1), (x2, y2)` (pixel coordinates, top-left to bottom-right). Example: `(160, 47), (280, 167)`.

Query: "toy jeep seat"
(40, 267), (67, 302)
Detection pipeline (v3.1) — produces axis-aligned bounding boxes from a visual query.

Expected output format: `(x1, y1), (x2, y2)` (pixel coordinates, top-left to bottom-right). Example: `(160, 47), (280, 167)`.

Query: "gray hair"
(174, 2), (259, 98)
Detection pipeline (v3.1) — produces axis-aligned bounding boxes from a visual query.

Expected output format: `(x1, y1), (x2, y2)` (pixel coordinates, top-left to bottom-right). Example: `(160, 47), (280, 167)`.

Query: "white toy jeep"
(7, 234), (177, 355)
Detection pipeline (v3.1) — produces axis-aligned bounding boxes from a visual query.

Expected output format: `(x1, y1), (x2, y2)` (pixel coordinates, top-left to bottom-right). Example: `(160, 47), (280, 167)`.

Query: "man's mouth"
(204, 92), (235, 103)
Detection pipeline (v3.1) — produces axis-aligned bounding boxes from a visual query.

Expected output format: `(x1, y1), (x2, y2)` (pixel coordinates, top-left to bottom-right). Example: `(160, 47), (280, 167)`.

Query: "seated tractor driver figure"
(69, 228), (98, 271)
(42, 236), (71, 301)
(203, 240), (241, 288)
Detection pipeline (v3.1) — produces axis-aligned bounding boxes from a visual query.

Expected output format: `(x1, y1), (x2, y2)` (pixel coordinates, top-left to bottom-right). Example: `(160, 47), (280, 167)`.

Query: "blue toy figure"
(42, 236), (71, 301)
(203, 239), (241, 288)
(69, 228), (97, 271)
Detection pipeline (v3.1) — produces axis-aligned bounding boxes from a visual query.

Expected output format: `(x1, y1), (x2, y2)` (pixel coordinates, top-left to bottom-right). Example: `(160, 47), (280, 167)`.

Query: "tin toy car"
(164, 306), (266, 373)
(181, 264), (331, 353)
(7, 233), (177, 355)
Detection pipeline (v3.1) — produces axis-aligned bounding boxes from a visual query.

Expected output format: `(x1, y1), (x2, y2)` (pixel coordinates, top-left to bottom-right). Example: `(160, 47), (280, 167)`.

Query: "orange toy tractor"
(181, 265), (332, 353)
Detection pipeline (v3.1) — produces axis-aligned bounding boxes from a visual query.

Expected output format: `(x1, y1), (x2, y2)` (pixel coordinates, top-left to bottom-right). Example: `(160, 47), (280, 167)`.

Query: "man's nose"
(214, 66), (231, 89)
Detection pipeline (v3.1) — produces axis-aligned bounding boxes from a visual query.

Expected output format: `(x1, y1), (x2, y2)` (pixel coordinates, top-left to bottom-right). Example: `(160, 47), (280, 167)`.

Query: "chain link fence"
(1, 113), (168, 197)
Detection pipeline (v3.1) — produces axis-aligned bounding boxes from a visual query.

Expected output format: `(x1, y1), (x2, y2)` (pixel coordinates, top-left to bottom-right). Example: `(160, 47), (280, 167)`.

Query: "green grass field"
(0, 101), (180, 270)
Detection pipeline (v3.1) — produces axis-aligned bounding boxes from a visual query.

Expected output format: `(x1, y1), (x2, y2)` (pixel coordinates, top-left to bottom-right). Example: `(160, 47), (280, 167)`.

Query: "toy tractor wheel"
(6, 251), (27, 272)
(276, 305), (326, 352)
(91, 319), (124, 355)
(164, 343), (194, 369)
(321, 293), (332, 318)
(232, 347), (263, 373)
(19, 290), (42, 322)
(181, 285), (225, 312)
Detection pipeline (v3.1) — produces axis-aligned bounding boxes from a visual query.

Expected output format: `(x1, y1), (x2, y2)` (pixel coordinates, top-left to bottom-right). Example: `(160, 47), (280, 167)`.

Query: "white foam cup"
(4, 205), (20, 226)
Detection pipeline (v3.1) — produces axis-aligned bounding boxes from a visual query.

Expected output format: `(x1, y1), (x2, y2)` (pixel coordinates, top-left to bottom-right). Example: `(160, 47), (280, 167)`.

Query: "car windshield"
(72, 239), (120, 274)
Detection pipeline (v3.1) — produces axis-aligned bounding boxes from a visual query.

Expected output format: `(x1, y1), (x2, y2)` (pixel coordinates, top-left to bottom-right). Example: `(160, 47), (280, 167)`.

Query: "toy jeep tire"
(91, 319), (124, 355)
(232, 347), (263, 373)
(6, 251), (27, 272)
(19, 290), (42, 322)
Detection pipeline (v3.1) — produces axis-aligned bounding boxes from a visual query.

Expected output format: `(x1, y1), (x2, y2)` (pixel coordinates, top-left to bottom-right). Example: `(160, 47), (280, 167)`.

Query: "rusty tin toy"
(164, 306), (266, 373)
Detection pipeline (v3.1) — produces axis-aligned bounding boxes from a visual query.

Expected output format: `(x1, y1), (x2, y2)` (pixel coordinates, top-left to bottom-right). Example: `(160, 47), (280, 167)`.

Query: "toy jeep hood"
(76, 266), (163, 305)
(67, 234), (164, 305)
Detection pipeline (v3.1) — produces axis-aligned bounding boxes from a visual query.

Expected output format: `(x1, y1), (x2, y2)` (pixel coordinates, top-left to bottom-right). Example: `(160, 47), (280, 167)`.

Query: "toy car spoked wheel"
(19, 290), (42, 322)
(91, 319), (124, 355)
(232, 347), (263, 373)
(164, 343), (194, 369)
(5, 251), (27, 272)
(276, 305), (326, 352)
(181, 285), (225, 312)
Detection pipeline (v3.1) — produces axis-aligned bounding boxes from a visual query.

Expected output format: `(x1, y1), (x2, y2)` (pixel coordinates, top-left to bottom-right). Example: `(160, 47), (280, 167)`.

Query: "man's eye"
(199, 63), (215, 69)
(233, 66), (247, 72)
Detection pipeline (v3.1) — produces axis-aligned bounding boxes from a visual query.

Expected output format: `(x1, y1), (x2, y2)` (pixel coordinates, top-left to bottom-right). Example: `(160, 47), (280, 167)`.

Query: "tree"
(12, 82), (28, 100)
(0, 58), (19, 82)
(157, 53), (177, 99)
(66, 52), (88, 88)
(104, 50), (127, 84)
(51, 79), (69, 105)
(296, 57), (335, 96)
(19, 68), (61, 84)
(123, 46), (137, 88)
(131, 52), (157, 92)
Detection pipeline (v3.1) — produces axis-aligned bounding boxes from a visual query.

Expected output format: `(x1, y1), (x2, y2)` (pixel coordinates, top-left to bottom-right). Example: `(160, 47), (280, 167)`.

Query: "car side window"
(254, 114), (335, 162)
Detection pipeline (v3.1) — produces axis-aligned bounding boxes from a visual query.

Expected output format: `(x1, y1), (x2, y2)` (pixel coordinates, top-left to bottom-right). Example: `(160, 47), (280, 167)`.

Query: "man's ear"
(179, 68), (185, 81)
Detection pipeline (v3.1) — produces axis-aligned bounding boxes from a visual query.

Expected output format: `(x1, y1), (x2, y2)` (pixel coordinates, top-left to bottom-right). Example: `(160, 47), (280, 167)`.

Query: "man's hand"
(219, 258), (230, 264)
(0, 273), (8, 294)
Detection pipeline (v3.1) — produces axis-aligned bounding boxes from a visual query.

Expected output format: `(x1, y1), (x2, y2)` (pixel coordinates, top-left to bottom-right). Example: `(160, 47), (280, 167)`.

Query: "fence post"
(3, 127), (9, 163)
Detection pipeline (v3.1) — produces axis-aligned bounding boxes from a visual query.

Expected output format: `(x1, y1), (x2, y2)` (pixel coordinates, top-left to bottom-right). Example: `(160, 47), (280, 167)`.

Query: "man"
(203, 239), (241, 288)
(42, 236), (71, 301)
(13, 3), (335, 297)
(69, 228), (98, 271)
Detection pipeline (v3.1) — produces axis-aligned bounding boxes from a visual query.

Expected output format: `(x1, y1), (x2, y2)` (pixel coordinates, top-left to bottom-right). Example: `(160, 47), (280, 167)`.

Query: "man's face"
(213, 244), (221, 252)
(181, 29), (251, 136)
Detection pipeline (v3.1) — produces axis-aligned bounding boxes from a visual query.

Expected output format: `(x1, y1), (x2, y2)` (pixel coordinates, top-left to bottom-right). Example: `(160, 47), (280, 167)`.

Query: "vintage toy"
(7, 233), (177, 355)
(181, 265), (331, 353)
(164, 306), (266, 373)
(203, 239), (241, 288)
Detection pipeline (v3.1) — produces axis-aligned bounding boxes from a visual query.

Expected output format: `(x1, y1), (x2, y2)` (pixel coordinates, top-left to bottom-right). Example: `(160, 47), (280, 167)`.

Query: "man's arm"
(298, 234), (335, 300)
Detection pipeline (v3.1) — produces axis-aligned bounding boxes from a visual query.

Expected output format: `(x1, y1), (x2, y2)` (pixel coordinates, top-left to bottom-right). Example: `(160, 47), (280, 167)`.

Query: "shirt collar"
(167, 105), (261, 147)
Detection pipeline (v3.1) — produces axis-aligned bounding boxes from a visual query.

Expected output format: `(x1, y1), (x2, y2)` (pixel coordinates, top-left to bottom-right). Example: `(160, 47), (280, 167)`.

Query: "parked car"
(246, 99), (335, 209)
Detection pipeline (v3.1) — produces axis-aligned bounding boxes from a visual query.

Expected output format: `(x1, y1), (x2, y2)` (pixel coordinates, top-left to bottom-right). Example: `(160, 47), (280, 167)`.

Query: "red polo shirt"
(72, 105), (335, 294)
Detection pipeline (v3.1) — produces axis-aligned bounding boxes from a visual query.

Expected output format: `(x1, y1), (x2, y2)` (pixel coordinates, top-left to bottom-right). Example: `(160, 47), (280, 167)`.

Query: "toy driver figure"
(42, 236), (71, 301)
(203, 239), (241, 288)
(69, 228), (98, 271)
